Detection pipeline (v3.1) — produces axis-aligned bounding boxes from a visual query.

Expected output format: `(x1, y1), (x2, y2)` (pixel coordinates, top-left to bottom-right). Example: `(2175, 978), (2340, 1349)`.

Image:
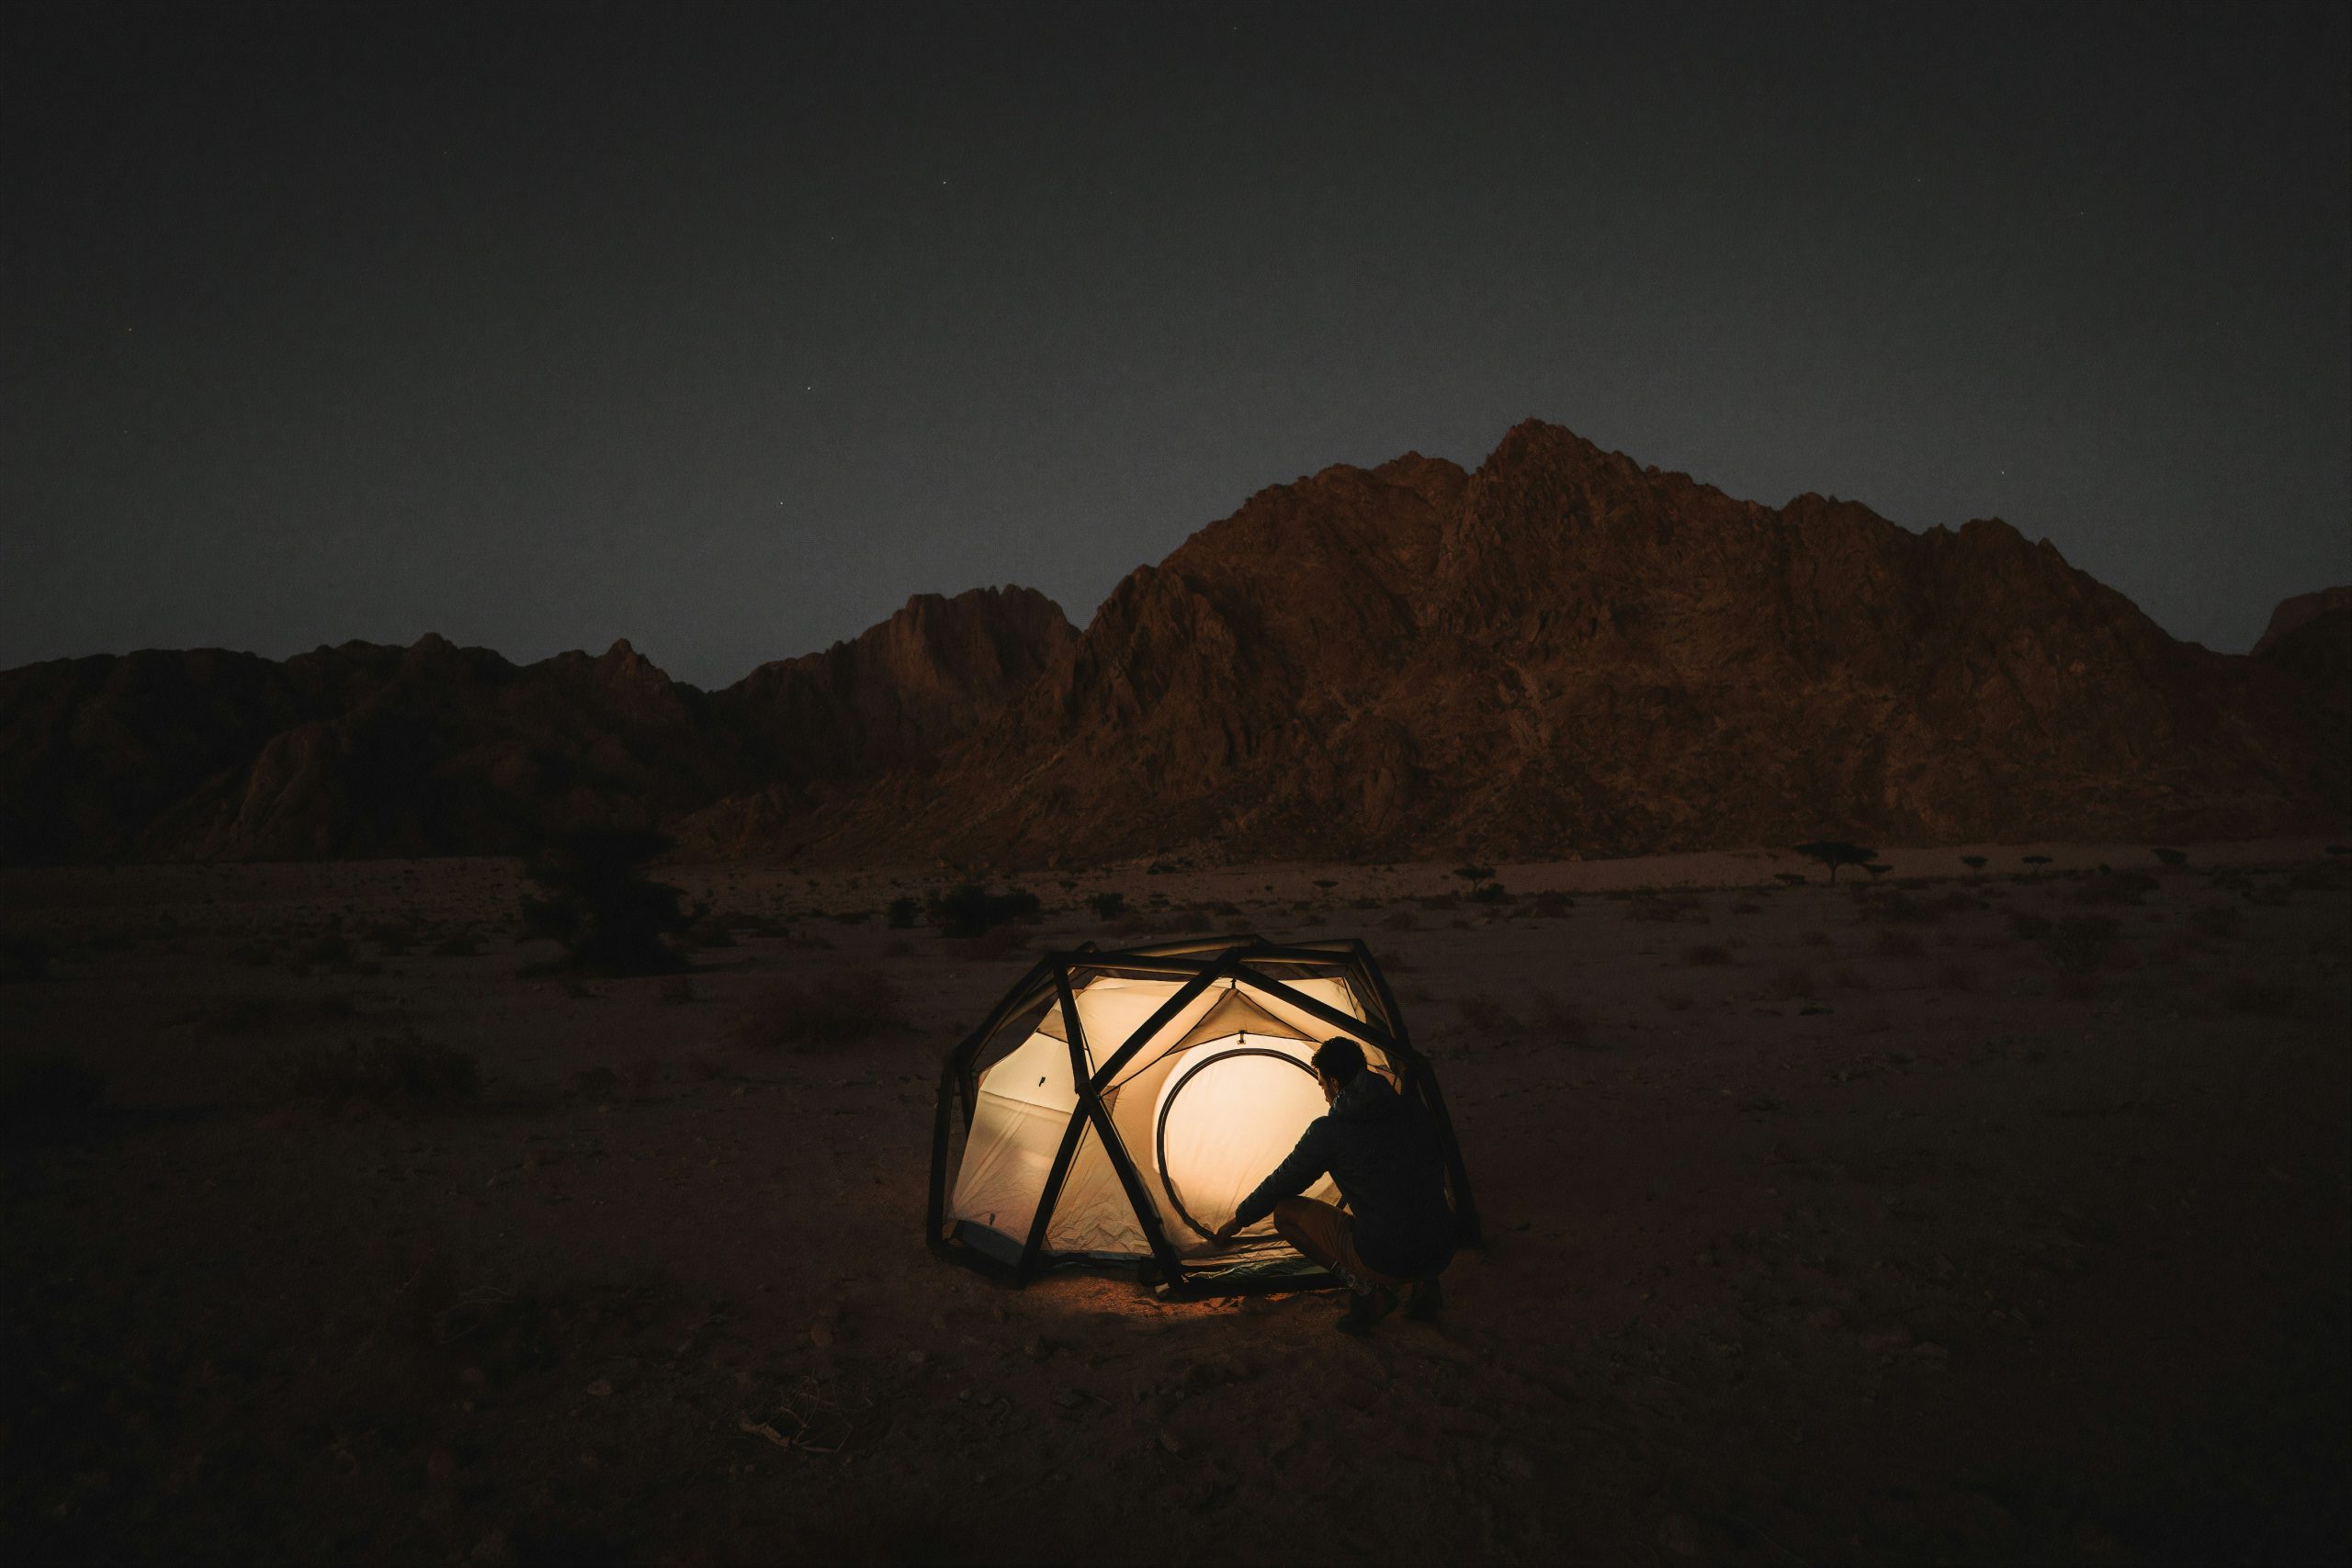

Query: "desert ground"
(3, 840), (2347, 1565)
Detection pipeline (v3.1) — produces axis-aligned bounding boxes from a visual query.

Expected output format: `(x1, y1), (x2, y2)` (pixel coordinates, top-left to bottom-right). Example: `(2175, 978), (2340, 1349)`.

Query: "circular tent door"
(1153, 1042), (1336, 1240)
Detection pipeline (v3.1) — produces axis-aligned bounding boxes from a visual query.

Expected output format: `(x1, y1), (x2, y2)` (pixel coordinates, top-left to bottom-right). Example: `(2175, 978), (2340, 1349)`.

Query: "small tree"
(1792, 841), (1877, 885)
(2151, 846), (2188, 868)
(1086, 890), (1126, 921)
(1863, 863), (1893, 883)
(2022, 854), (2053, 876)
(520, 827), (691, 975)
(886, 896), (922, 930)
(1960, 855), (1988, 877)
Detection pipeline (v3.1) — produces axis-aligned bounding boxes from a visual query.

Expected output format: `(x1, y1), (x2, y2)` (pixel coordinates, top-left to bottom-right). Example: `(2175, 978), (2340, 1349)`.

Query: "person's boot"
(1335, 1285), (1397, 1336)
(1404, 1276), (1443, 1322)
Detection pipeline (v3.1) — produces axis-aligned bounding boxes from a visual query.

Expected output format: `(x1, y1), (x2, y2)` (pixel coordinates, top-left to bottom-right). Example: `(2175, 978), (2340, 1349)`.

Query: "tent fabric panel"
(970, 1023), (1078, 1111)
(947, 1090), (1072, 1245)
(1044, 1122), (1149, 1256)
(1149, 1038), (1339, 1242)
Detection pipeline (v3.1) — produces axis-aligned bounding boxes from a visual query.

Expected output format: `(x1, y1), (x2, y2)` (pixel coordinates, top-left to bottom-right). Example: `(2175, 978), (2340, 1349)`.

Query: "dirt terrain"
(3, 840), (2347, 1564)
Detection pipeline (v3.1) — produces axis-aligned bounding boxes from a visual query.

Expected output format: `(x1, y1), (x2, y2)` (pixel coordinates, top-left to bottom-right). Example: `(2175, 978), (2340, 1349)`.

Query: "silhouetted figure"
(1211, 1037), (1457, 1334)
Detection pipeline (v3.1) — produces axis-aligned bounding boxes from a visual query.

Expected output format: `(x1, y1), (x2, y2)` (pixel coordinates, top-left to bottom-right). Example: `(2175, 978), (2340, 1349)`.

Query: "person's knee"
(1272, 1196), (1317, 1225)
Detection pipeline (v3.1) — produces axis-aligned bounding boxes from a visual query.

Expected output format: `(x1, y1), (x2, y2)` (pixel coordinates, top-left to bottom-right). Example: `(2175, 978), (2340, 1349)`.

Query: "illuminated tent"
(926, 936), (1479, 1292)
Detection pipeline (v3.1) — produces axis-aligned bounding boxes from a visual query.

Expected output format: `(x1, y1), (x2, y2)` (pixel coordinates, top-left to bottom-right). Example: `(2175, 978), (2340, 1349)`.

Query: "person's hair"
(1311, 1036), (1366, 1087)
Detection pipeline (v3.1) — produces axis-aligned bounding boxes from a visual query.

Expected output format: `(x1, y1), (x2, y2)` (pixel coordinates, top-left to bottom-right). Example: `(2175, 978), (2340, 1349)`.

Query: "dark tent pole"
(1013, 958), (1093, 1283)
(1056, 964), (1191, 1289)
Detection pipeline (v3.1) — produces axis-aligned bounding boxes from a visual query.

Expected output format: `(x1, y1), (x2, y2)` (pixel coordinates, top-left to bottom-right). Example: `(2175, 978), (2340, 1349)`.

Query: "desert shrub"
(287, 930), (375, 976)
(929, 886), (1042, 939)
(1532, 891), (1574, 918)
(1960, 855), (1989, 875)
(2074, 870), (2157, 906)
(432, 931), (481, 957)
(1867, 891), (1933, 924)
(1379, 908), (1418, 931)
(1532, 991), (1590, 1044)
(831, 910), (872, 927)
(1934, 962), (1983, 992)
(363, 919), (420, 955)
(1874, 930), (1923, 959)
(1766, 963), (1815, 999)
(1467, 882), (1511, 905)
(0, 933), (53, 982)
(962, 923), (1034, 960)
(1351, 896), (1383, 910)
(262, 1032), (479, 1111)
(2188, 905), (2242, 940)
(735, 968), (902, 1048)
(1772, 873), (1809, 888)
(1456, 995), (1521, 1033)
(2045, 915), (2120, 974)
(1086, 891), (1127, 920)
(180, 990), (359, 1035)
(520, 827), (691, 976)
(887, 897), (922, 930)
(1626, 895), (1692, 923)
(1829, 963), (1868, 990)
(1685, 943), (1733, 966)
(1799, 929), (1830, 947)
(1219, 915), (1255, 935)
(0, 1044), (107, 1128)
(2152, 846), (2188, 867)
(2222, 976), (2296, 1016)
(2007, 911), (2052, 941)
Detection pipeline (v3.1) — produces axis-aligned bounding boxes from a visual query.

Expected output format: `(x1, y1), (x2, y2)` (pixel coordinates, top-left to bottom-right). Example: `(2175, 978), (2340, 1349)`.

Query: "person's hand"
(1208, 1217), (1243, 1247)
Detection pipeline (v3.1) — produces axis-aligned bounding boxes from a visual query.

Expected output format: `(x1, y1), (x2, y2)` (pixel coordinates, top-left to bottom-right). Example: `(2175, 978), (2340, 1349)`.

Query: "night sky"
(6, 2), (2346, 687)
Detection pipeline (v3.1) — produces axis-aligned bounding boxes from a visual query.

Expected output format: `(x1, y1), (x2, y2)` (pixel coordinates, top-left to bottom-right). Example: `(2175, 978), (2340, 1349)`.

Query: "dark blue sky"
(5, 1), (2346, 686)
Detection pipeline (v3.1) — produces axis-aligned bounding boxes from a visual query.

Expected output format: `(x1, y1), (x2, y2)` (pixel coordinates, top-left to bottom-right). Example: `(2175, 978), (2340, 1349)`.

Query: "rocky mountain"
(5, 424), (2339, 867)
(715, 421), (2343, 865)
(0, 587), (1074, 863)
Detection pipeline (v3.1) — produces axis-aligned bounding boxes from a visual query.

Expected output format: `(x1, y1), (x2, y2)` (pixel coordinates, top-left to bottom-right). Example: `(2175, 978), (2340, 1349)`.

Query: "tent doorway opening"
(1153, 1039), (1340, 1242)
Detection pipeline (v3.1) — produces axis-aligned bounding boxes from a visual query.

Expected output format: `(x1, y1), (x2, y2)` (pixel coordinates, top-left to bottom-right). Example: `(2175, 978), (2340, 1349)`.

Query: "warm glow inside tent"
(926, 937), (1478, 1293)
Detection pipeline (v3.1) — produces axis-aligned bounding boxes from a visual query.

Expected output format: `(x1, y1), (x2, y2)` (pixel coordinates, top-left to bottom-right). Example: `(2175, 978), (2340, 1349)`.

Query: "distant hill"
(2, 423), (2341, 866)
(0, 587), (1073, 863)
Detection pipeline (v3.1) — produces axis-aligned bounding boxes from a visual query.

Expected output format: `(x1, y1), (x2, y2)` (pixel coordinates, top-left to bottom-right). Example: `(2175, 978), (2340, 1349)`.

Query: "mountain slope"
(752, 422), (2338, 865)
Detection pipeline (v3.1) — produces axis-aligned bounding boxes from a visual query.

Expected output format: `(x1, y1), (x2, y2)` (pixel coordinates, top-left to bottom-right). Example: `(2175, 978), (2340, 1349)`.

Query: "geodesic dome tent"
(926, 936), (1479, 1293)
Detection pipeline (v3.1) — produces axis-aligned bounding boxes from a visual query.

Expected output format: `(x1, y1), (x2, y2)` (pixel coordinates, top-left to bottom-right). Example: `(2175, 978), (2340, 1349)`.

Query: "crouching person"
(1209, 1037), (1458, 1334)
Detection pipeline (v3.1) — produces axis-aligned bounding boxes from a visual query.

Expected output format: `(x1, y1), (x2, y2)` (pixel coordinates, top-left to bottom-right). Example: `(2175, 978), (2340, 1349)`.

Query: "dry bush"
(1657, 990), (1695, 1012)
(1768, 964), (1816, 999)
(1219, 915), (1255, 936)
(1455, 995), (1521, 1033)
(180, 990), (359, 1036)
(1532, 891), (1574, 918)
(2222, 976), (2296, 1017)
(2046, 915), (2119, 974)
(735, 969), (903, 1049)
(1379, 908), (1419, 931)
(1830, 963), (1868, 990)
(1627, 894), (1700, 923)
(961, 923), (1034, 960)
(1532, 991), (1591, 1044)
(1799, 929), (1830, 947)
(1685, 943), (1733, 965)
(1934, 962), (1983, 992)
(262, 1032), (479, 1111)
(2074, 870), (2157, 907)
(2188, 905), (2242, 940)
(1874, 930), (1923, 959)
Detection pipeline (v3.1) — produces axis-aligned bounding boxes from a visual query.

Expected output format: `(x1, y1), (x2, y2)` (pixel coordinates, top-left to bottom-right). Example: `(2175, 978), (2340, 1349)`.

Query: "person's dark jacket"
(1232, 1070), (1457, 1278)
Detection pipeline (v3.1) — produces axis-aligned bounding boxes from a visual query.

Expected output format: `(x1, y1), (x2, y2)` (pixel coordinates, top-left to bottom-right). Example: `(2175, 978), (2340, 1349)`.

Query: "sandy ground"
(2, 840), (2347, 1565)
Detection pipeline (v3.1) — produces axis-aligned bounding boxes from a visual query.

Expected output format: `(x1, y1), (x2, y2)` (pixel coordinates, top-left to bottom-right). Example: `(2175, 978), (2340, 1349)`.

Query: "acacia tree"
(1792, 840), (1877, 885)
